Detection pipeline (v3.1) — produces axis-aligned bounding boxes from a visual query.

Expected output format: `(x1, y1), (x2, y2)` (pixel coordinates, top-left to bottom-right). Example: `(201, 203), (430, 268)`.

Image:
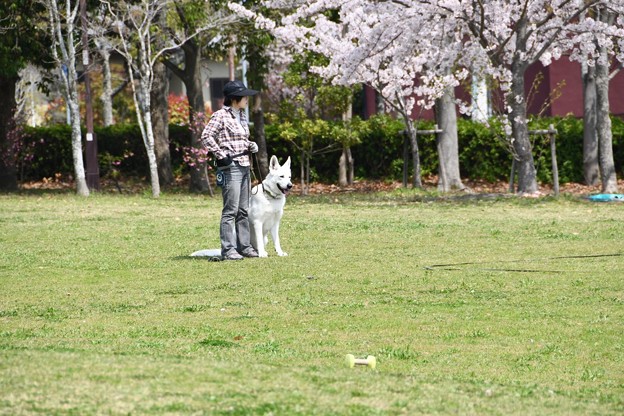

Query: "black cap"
(223, 80), (258, 97)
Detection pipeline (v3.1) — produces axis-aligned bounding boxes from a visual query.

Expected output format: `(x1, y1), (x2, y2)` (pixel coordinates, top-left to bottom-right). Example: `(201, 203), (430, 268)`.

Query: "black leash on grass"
(422, 253), (623, 273)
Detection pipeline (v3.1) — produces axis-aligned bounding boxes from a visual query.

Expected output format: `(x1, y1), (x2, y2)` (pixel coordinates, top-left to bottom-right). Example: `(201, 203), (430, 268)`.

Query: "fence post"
(401, 125), (443, 188)
(402, 130), (409, 188)
(548, 124), (559, 197)
(509, 159), (516, 193)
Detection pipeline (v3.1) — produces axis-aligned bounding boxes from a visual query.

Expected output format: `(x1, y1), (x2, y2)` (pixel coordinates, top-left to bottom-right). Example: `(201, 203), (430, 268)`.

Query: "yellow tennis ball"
(345, 354), (356, 368)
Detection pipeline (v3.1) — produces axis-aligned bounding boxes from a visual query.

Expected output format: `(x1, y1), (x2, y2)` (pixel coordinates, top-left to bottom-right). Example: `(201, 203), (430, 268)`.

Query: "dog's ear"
(284, 157), (291, 169)
(270, 155), (279, 171)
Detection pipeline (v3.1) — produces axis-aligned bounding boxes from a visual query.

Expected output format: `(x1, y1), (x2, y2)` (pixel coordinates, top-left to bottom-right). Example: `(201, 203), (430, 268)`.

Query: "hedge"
(20, 124), (191, 181)
(18, 115), (624, 184)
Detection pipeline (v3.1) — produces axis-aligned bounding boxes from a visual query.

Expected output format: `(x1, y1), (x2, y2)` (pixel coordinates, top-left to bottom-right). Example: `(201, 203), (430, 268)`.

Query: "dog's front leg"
(270, 222), (288, 257)
(252, 220), (269, 257)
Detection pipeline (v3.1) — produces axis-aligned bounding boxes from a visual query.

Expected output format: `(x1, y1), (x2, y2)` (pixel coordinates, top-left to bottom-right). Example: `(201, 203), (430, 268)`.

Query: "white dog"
(249, 155), (292, 257)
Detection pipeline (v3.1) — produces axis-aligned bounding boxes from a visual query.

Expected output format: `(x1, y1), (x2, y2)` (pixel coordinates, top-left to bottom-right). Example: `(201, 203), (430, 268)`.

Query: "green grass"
(0, 189), (623, 415)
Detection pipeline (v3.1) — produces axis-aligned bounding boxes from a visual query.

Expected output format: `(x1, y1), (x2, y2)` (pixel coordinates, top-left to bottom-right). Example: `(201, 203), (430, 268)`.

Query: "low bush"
(21, 124), (191, 181)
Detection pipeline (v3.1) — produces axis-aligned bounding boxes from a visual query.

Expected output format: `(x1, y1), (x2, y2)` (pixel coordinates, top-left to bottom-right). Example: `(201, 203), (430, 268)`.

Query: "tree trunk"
(151, 60), (174, 187)
(0, 76), (18, 191)
(348, 147), (354, 184)
(300, 149), (307, 195)
(401, 116), (422, 189)
(99, 47), (115, 127)
(65, 46), (88, 196)
(338, 147), (348, 187)
(582, 62), (600, 186)
(471, 74), (490, 122)
(253, 94), (269, 178)
(595, 45), (619, 193)
(338, 106), (354, 187)
(394, 93), (422, 188)
(68, 88), (89, 197)
(178, 42), (211, 193)
(306, 154), (311, 192)
(338, 146), (354, 187)
(133, 50), (160, 198)
(549, 128), (559, 196)
(509, 158), (516, 193)
(228, 46), (235, 80)
(435, 86), (465, 192)
(44, 0), (88, 196)
(142, 108), (161, 198)
(509, 58), (538, 194)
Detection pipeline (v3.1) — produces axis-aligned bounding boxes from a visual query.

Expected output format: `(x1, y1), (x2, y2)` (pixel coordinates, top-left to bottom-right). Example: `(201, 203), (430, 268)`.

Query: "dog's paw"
(277, 251), (288, 257)
(258, 251), (269, 258)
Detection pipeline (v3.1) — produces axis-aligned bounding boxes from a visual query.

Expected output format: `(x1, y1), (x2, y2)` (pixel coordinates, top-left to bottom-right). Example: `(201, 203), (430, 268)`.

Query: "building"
(168, 58), (231, 114)
(359, 57), (624, 121)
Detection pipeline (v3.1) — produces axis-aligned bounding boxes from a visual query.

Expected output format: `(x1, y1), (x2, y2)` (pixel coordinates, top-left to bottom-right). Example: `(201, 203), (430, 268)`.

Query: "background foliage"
(17, 116), (624, 184)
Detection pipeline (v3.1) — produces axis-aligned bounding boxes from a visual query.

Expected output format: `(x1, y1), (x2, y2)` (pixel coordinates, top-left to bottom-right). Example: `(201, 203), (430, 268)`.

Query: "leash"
(251, 153), (265, 195)
(250, 153), (280, 198)
(422, 253), (623, 273)
(251, 153), (264, 184)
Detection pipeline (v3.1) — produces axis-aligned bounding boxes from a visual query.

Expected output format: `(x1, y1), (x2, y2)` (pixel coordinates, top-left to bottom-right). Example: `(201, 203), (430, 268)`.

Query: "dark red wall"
(526, 57), (583, 117)
(362, 57), (624, 120)
(608, 65), (624, 116)
(524, 56), (623, 117)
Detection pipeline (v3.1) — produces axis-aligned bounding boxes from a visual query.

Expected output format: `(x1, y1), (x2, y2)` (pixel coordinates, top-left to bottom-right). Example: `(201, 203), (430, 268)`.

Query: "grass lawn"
(0, 189), (623, 415)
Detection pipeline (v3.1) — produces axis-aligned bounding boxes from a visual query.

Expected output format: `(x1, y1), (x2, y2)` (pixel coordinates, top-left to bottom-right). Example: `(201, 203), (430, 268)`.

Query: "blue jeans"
(220, 163), (253, 256)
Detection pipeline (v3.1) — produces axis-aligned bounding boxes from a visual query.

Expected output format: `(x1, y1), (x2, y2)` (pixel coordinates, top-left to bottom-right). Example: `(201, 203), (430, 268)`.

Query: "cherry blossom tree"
(455, 0), (612, 194)
(526, 2), (624, 191)
(235, 0), (622, 194)
(231, 0), (469, 189)
(576, 3), (624, 193)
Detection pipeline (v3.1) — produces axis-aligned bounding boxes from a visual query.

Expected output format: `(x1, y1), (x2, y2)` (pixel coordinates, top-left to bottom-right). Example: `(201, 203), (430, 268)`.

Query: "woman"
(200, 80), (259, 260)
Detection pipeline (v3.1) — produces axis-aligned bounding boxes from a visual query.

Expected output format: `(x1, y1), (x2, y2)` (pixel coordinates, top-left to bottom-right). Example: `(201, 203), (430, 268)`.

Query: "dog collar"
(262, 183), (280, 199)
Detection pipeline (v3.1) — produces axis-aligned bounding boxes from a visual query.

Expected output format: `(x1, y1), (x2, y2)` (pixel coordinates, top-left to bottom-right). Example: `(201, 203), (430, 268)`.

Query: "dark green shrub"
(527, 116), (584, 184)
(351, 114), (405, 179)
(612, 117), (624, 176)
(18, 115), (623, 185)
(21, 124), (192, 181)
(457, 118), (512, 181)
(264, 121), (340, 182)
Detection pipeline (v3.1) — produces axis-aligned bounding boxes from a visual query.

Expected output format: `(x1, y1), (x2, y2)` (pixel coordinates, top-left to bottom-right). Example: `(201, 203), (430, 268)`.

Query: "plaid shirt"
(200, 106), (251, 166)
